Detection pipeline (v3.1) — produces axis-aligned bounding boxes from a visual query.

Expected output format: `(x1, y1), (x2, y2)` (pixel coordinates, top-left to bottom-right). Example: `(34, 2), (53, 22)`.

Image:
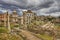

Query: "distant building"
(0, 12), (9, 27)
(10, 10), (19, 26)
(18, 16), (23, 25)
(0, 10), (36, 29)
(23, 10), (36, 28)
(0, 10), (19, 27)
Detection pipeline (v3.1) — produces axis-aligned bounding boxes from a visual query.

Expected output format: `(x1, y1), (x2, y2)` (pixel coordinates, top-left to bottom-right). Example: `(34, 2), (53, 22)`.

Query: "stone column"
(7, 12), (11, 32)
(4, 14), (6, 27)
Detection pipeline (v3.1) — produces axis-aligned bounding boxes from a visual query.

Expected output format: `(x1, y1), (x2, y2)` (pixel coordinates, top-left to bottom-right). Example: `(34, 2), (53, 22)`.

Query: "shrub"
(0, 27), (8, 33)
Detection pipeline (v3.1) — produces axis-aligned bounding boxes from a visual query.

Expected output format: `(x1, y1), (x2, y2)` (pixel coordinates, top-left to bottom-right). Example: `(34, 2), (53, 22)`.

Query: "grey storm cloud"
(0, 0), (54, 9)
(0, 0), (60, 16)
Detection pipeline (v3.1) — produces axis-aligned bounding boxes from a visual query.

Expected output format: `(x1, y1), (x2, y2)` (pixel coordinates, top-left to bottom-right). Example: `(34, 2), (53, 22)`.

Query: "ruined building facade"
(0, 10), (36, 29)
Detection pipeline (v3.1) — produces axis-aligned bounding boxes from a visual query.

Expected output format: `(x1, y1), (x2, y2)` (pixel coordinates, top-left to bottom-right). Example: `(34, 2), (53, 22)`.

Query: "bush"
(14, 25), (19, 27)
(0, 27), (8, 33)
(0, 25), (4, 27)
(10, 24), (19, 29)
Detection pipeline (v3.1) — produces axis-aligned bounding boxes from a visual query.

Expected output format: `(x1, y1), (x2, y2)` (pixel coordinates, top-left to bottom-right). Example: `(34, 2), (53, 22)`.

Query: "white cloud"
(27, 0), (40, 6)
(50, 12), (60, 17)
(0, 7), (12, 13)
(0, 9), (7, 13)
(0, 0), (60, 16)
(36, 0), (60, 16)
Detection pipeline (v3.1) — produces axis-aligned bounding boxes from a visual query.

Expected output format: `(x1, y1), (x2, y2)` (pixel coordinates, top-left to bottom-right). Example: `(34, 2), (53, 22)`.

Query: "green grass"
(54, 24), (60, 30)
(0, 33), (23, 40)
(0, 27), (8, 33)
(36, 34), (53, 40)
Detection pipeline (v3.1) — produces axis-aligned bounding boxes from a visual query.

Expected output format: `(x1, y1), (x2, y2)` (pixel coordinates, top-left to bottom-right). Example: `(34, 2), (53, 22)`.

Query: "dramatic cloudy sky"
(0, 0), (60, 16)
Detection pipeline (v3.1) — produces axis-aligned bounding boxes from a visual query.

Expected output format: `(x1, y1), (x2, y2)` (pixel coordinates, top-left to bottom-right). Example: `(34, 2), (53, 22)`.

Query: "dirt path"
(20, 29), (42, 40)
(14, 28), (42, 40)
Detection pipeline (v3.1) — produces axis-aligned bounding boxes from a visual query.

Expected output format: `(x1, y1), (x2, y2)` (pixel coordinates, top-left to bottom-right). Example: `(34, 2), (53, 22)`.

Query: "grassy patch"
(0, 33), (24, 40)
(36, 34), (53, 40)
(0, 27), (8, 33)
